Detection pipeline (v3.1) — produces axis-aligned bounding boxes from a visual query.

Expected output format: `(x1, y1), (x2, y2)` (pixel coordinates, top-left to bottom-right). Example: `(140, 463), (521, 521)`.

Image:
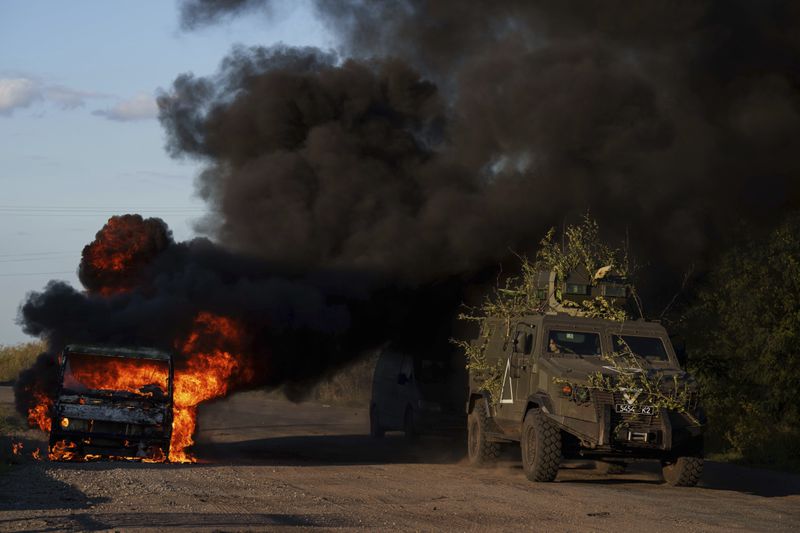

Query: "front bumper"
(50, 401), (172, 460)
(546, 391), (703, 456)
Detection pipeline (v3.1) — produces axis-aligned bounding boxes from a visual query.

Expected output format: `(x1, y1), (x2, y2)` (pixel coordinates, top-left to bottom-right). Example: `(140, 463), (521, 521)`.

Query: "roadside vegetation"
(311, 353), (377, 407)
(677, 215), (800, 472)
(0, 341), (44, 383)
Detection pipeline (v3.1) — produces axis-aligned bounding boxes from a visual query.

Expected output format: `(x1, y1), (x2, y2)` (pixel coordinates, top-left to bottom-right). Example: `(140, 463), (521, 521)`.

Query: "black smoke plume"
(173, 0), (800, 290)
(16, 1), (800, 419)
(16, 215), (463, 417)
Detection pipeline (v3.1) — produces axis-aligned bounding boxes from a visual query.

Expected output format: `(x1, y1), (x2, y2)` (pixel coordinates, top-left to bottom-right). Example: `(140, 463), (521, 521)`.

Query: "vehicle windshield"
(62, 353), (170, 397)
(612, 335), (669, 362)
(547, 330), (601, 356)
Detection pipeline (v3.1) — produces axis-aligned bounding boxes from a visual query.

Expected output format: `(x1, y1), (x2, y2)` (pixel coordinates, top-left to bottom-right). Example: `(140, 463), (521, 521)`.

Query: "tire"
(521, 410), (561, 482)
(662, 456), (703, 487)
(597, 461), (627, 474)
(403, 407), (417, 442)
(369, 404), (385, 439)
(467, 403), (500, 466)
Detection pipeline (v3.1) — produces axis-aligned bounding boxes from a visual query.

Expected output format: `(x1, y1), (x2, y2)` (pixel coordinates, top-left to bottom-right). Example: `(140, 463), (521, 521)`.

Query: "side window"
(512, 325), (535, 355)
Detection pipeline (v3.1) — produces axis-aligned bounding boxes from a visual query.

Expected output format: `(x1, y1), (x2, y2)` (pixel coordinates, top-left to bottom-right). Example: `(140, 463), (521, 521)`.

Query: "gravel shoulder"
(1, 388), (799, 532)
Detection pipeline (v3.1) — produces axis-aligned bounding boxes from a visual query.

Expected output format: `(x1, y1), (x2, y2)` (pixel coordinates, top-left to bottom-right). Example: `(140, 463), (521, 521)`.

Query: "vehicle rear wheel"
(369, 404), (385, 439)
(467, 405), (499, 466)
(403, 407), (417, 442)
(662, 456), (703, 487)
(521, 410), (561, 482)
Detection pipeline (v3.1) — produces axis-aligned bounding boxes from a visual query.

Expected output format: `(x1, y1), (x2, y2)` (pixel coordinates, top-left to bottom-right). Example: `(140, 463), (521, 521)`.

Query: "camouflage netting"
(456, 216), (699, 426)
(454, 214), (634, 401)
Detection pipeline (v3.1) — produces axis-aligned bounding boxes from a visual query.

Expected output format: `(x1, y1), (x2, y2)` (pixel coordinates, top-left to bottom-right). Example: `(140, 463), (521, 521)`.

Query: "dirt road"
(1, 388), (799, 532)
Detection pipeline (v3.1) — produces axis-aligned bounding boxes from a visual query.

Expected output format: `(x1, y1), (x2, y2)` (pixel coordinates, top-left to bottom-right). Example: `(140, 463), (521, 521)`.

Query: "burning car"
(48, 344), (174, 461)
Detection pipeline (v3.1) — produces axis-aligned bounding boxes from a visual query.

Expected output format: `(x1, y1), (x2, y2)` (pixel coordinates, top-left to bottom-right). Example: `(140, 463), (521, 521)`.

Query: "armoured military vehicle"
(465, 271), (705, 486)
(48, 344), (174, 461)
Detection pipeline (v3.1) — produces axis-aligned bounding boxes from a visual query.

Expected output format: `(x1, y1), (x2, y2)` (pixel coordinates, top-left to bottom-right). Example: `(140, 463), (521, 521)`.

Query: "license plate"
(615, 404), (656, 415)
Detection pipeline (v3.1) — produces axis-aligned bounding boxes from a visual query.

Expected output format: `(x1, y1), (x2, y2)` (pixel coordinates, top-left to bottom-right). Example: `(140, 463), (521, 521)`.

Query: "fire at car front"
(48, 345), (173, 461)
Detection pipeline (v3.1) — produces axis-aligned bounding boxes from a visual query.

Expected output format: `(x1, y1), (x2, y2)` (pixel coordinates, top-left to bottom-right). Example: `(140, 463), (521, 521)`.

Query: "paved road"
(1, 388), (799, 531)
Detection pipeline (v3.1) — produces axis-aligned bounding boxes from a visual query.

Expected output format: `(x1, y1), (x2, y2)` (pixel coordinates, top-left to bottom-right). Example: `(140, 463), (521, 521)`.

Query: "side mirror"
(513, 331), (525, 353)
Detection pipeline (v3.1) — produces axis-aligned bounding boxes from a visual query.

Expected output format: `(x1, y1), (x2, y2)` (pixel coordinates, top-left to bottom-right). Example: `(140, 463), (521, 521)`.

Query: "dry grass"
(0, 404), (25, 436)
(0, 341), (45, 383)
(311, 353), (378, 407)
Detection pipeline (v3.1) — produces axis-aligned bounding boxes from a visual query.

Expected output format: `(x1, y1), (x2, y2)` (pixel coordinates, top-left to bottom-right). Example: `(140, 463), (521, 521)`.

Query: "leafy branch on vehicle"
(580, 337), (700, 427)
(452, 332), (505, 406)
(455, 214), (634, 404)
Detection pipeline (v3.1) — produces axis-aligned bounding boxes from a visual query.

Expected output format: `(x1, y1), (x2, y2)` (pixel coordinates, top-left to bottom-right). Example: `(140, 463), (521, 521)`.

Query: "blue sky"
(0, 0), (332, 344)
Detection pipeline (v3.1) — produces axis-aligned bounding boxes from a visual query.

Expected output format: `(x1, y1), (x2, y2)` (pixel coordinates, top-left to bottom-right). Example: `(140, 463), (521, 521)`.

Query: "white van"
(369, 348), (466, 439)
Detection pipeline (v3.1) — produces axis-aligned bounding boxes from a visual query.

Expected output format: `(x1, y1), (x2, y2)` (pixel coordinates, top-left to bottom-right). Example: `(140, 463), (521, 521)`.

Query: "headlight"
(558, 383), (590, 403)
(60, 417), (88, 431)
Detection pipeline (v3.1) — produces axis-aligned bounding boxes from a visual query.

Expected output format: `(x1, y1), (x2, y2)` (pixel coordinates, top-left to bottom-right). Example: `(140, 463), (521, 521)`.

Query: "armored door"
(495, 322), (536, 428)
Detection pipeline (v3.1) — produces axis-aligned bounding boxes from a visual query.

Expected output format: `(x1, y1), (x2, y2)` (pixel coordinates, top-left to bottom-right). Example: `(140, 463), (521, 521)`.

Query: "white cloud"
(0, 78), (42, 115)
(44, 85), (106, 110)
(0, 76), (108, 116)
(92, 93), (159, 122)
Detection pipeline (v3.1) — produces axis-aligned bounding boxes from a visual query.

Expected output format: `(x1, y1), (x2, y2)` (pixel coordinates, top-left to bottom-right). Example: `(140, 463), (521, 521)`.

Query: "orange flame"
(27, 392), (52, 433)
(49, 439), (78, 461)
(11, 441), (23, 456)
(169, 312), (254, 463)
(80, 214), (169, 295)
(65, 353), (169, 396)
(29, 311), (254, 463)
(31, 448), (42, 461)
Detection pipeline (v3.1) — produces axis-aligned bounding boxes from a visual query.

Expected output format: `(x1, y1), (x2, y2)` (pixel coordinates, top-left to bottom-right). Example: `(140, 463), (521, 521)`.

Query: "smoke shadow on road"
(698, 461), (800, 498)
(0, 465), (109, 512)
(554, 460), (800, 497)
(0, 511), (353, 532)
(193, 433), (467, 466)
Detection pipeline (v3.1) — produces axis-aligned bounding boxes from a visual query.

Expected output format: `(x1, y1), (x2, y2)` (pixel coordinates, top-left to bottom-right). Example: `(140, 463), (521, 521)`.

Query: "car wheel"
(521, 409), (561, 482)
(369, 404), (385, 439)
(662, 456), (703, 487)
(467, 403), (499, 466)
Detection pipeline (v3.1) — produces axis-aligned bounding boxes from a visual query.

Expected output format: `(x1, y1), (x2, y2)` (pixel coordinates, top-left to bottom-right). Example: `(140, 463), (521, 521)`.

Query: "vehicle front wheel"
(369, 404), (385, 439)
(521, 410), (561, 482)
(662, 456), (703, 487)
(467, 404), (499, 466)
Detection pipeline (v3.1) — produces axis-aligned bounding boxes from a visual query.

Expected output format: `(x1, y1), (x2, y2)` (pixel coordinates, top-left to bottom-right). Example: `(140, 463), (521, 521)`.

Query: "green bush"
(680, 215), (800, 468)
(0, 341), (45, 383)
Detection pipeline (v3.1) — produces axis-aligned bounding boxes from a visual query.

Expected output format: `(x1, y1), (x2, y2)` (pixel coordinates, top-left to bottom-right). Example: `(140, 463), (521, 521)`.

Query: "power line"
(0, 205), (205, 209)
(0, 251), (75, 258)
(0, 256), (76, 264)
(0, 271), (75, 277)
